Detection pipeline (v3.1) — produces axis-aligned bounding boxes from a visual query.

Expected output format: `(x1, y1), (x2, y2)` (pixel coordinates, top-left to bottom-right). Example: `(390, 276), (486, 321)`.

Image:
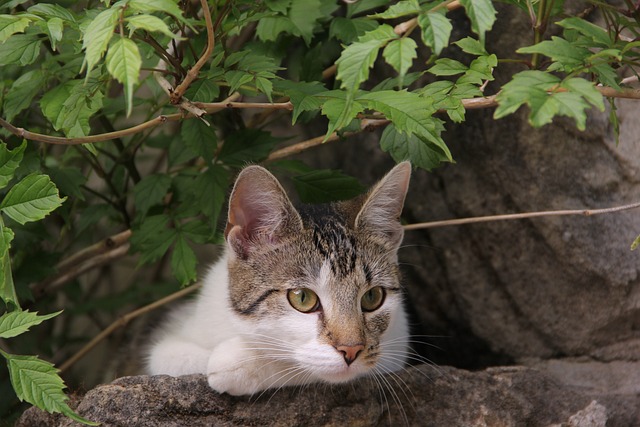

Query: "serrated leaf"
(47, 167), (87, 201)
(357, 91), (452, 160)
(336, 25), (397, 93)
(460, 54), (497, 84)
(288, 0), (323, 45)
(4, 353), (98, 425)
(0, 15), (31, 43)
(256, 15), (293, 42)
(631, 234), (640, 251)
(459, 0), (496, 43)
(224, 70), (254, 93)
(321, 97), (363, 137)
(293, 169), (365, 203)
(560, 78), (604, 111)
(180, 119), (217, 162)
(0, 221), (17, 306)
(128, 0), (190, 27)
(184, 79), (219, 102)
(82, 6), (119, 76)
(368, 0), (420, 19)
(3, 69), (44, 122)
(517, 36), (589, 71)
(418, 12), (452, 56)
(126, 14), (180, 39)
(40, 80), (104, 138)
(133, 174), (171, 217)
(557, 17), (611, 48)
(357, 90), (450, 159)
(275, 80), (325, 124)
(428, 58), (468, 76)
(171, 235), (197, 286)
(130, 215), (177, 265)
(454, 37), (488, 56)
(184, 167), (228, 228)
(383, 37), (418, 84)
(28, 4), (76, 23)
(380, 124), (450, 171)
(329, 17), (379, 44)
(0, 310), (61, 339)
(106, 37), (141, 117)
(0, 34), (41, 66)
(0, 174), (66, 225)
(255, 76), (274, 102)
(0, 141), (26, 190)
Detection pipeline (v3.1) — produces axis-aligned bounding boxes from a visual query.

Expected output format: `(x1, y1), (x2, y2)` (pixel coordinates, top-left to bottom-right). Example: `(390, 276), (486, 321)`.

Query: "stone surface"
(18, 362), (640, 427)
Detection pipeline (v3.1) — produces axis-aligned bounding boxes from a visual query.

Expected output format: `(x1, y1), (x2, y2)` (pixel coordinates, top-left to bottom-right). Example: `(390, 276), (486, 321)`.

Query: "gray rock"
(17, 362), (640, 426)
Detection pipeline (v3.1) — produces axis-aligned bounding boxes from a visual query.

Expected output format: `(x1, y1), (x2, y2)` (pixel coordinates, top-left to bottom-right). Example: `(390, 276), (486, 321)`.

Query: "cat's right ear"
(225, 166), (302, 259)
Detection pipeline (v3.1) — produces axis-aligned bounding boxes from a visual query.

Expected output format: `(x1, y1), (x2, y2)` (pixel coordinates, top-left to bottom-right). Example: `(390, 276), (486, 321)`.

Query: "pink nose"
(336, 344), (365, 366)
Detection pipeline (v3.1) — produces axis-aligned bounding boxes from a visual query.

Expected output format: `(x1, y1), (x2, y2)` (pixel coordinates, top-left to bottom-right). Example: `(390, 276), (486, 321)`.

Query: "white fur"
(146, 252), (409, 396)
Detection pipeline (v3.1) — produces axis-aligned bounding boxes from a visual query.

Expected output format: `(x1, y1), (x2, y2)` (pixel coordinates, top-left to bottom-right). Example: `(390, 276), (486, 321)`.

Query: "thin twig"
(171, 0), (215, 103)
(195, 101), (294, 111)
(59, 284), (201, 374)
(403, 201), (640, 230)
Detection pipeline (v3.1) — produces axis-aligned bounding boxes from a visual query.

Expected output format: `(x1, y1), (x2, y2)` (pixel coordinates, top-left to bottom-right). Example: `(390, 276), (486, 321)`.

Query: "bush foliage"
(0, 0), (638, 422)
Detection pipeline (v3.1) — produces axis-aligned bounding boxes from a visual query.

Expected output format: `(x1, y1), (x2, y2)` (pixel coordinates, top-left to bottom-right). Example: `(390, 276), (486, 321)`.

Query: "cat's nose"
(336, 344), (365, 366)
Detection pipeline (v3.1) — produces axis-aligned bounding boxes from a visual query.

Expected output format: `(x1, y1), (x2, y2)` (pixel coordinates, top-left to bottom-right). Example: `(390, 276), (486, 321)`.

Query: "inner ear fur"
(225, 165), (302, 258)
(354, 161), (411, 248)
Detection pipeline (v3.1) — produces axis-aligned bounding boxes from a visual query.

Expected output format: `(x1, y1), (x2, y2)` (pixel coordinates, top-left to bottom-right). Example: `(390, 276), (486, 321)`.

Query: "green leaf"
(3, 69), (44, 122)
(171, 235), (197, 286)
(418, 11), (452, 56)
(274, 80), (325, 124)
(0, 173), (66, 225)
(130, 215), (177, 265)
(189, 167), (228, 224)
(288, 0), (323, 45)
(292, 169), (365, 203)
(133, 174), (171, 218)
(4, 353), (98, 425)
(459, 54), (497, 84)
(256, 16), (293, 42)
(428, 58), (468, 76)
(557, 17), (611, 48)
(128, 0), (190, 27)
(218, 129), (280, 167)
(0, 310), (61, 339)
(0, 140), (26, 190)
(321, 97), (363, 136)
(494, 70), (560, 118)
(0, 14), (31, 43)
(40, 80), (104, 138)
(382, 37), (418, 84)
(454, 36), (488, 56)
(631, 234), (640, 251)
(335, 25), (397, 94)
(368, 0), (420, 19)
(0, 221), (17, 307)
(517, 36), (589, 71)
(0, 34), (41, 66)
(126, 14), (180, 39)
(184, 79), (219, 102)
(82, 6), (119, 76)
(106, 37), (141, 117)
(329, 17), (379, 44)
(27, 4), (76, 24)
(560, 78), (605, 111)
(380, 124), (451, 171)
(357, 90), (450, 159)
(45, 17), (64, 51)
(180, 120), (217, 162)
(47, 167), (87, 201)
(459, 0), (496, 43)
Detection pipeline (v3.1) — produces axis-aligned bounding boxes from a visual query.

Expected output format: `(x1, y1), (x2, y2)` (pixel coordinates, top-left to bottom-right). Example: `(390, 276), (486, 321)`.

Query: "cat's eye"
(287, 288), (320, 313)
(361, 286), (385, 312)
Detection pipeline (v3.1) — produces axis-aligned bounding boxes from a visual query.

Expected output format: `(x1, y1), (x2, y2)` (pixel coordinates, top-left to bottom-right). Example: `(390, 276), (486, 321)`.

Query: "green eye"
(287, 288), (320, 313)
(361, 286), (385, 312)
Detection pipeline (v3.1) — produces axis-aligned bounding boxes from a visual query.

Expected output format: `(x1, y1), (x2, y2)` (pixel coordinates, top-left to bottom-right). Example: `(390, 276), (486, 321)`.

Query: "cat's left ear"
(355, 161), (411, 249)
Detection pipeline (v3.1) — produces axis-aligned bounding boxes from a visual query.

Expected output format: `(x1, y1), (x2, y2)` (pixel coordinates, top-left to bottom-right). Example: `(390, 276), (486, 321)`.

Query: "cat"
(146, 161), (412, 396)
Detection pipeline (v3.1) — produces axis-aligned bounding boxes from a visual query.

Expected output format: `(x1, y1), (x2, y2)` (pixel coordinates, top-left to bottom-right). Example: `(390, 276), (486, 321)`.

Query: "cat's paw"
(206, 337), (261, 396)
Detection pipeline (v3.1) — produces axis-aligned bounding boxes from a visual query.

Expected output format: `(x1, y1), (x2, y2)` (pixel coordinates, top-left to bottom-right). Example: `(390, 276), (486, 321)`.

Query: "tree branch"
(171, 0), (215, 103)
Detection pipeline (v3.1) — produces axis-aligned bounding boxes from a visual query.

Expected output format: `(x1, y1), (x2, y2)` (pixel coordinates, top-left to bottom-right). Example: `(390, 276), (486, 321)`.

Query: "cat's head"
(224, 162), (411, 385)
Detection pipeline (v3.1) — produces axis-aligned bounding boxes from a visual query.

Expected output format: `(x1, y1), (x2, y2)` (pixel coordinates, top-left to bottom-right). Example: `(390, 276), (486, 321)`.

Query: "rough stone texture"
(17, 362), (640, 427)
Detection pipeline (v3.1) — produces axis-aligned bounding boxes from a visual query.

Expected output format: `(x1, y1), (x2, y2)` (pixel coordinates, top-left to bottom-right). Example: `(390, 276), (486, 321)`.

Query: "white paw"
(206, 337), (258, 395)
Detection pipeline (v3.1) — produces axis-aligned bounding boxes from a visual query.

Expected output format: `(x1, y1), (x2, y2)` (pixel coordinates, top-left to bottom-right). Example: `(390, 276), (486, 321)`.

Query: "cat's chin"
(313, 366), (369, 384)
